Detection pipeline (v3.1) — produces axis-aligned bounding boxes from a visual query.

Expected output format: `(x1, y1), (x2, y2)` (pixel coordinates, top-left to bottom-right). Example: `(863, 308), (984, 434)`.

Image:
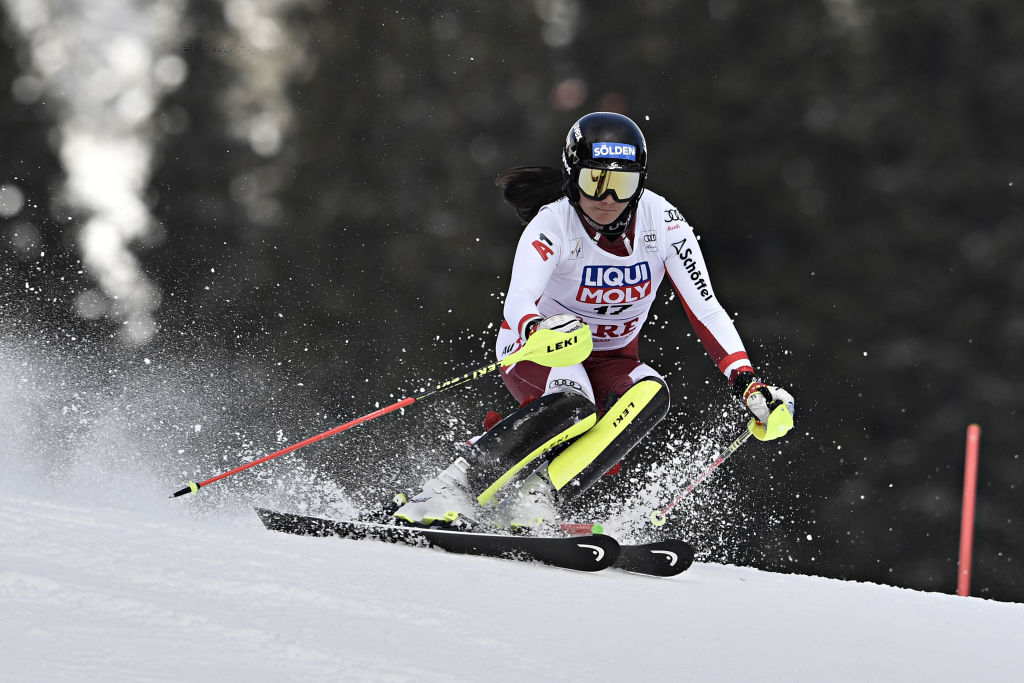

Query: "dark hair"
(495, 166), (566, 224)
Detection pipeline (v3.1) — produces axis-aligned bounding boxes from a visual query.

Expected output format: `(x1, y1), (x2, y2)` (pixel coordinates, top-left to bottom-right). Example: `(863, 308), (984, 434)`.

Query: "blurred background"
(1, 1), (1021, 600)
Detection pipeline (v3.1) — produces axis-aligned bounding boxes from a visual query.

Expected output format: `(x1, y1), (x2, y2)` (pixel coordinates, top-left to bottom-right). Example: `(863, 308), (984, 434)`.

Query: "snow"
(4, 490), (1024, 682)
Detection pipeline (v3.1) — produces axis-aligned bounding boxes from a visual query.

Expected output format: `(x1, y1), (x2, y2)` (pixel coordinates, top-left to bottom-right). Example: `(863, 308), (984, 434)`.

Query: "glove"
(507, 314), (592, 368)
(524, 313), (583, 338)
(732, 371), (796, 441)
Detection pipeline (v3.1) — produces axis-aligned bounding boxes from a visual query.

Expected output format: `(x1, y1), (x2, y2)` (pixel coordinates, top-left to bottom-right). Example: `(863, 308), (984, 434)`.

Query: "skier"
(393, 111), (795, 529)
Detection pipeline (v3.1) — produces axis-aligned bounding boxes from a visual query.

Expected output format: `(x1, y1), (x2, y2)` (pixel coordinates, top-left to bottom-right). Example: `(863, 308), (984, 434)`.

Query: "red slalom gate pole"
(957, 424), (981, 597)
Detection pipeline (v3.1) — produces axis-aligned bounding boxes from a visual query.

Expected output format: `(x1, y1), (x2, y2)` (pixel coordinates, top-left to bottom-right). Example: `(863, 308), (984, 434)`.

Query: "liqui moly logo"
(591, 142), (636, 161)
(577, 263), (652, 305)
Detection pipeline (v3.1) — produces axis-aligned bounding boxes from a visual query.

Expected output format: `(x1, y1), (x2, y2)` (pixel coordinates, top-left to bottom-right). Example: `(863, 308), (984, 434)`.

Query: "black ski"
(616, 539), (695, 577)
(557, 523), (696, 576)
(255, 508), (620, 572)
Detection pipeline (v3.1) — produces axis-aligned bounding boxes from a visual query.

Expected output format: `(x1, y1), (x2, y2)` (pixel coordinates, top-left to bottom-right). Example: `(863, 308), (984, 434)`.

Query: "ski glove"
(732, 371), (796, 441)
(524, 313), (583, 339)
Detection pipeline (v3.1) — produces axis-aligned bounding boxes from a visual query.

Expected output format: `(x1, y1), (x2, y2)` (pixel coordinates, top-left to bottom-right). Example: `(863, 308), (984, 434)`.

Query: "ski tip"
(617, 538), (696, 577)
(574, 533), (621, 570)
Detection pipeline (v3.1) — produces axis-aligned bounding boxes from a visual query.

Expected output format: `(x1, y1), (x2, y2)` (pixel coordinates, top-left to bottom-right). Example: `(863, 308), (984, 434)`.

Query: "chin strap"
(574, 206), (636, 255)
(572, 202), (637, 239)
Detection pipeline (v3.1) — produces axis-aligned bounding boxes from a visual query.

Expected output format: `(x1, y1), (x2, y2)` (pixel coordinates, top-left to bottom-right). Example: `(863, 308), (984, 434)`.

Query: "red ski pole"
(169, 324), (594, 498)
(169, 396), (419, 498)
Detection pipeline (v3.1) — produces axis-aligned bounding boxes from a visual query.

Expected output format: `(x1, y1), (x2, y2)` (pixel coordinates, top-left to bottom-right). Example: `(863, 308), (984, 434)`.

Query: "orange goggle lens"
(577, 168), (641, 201)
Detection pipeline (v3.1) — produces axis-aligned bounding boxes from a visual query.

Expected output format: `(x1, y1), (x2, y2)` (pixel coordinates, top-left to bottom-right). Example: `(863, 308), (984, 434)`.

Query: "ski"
(254, 508), (620, 572)
(557, 523), (695, 577)
(616, 539), (695, 577)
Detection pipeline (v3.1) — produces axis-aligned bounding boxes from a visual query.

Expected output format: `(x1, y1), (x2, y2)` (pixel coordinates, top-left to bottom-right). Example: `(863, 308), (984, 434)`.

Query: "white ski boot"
(489, 467), (559, 530)
(393, 456), (481, 528)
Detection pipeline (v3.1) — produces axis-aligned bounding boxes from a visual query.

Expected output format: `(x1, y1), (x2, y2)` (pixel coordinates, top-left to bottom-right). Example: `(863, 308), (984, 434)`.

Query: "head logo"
(651, 550), (679, 566)
(591, 142), (636, 161)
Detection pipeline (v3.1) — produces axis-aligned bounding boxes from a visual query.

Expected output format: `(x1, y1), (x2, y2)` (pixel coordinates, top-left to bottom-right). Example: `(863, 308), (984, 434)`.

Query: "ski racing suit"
(464, 189), (756, 505)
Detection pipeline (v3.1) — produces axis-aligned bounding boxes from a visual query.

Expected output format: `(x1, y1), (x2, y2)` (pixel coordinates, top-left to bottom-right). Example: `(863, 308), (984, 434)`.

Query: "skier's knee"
(546, 377), (670, 497)
(466, 390), (596, 501)
(603, 376), (670, 416)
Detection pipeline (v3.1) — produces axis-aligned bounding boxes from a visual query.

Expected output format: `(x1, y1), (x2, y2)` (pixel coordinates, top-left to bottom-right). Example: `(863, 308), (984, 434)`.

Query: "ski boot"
(380, 493), (408, 519)
(487, 466), (560, 532)
(392, 456), (481, 529)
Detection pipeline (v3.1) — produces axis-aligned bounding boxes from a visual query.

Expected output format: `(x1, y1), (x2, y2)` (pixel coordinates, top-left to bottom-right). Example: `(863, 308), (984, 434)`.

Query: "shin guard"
(465, 391), (597, 506)
(546, 377), (670, 497)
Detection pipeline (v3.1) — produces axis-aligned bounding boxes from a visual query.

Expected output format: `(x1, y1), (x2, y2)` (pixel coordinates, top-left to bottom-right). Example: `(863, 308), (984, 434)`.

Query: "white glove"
(733, 372), (796, 441)
(524, 313), (583, 338)
(742, 382), (795, 424)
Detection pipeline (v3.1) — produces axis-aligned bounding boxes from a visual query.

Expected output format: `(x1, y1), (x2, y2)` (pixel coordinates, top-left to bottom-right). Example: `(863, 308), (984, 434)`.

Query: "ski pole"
(559, 522), (605, 536)
(169, 324), (593, 498)
(649, 402), (794, 525)
(649, 426), (753, 526)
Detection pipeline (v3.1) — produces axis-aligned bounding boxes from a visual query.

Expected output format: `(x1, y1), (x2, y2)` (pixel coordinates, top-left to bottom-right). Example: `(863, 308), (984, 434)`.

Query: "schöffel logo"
(577, 263), (651, 305)
(591, 142), (636, 161)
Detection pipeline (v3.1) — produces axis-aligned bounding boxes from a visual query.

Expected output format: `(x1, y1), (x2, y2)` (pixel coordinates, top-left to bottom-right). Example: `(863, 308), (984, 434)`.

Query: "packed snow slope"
(3, 491), (1023, 682)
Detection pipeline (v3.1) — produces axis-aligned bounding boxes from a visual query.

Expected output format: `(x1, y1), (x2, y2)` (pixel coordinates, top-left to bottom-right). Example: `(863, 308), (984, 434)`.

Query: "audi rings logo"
(591, 142), (637, 161)
(549, 378), (585, 393)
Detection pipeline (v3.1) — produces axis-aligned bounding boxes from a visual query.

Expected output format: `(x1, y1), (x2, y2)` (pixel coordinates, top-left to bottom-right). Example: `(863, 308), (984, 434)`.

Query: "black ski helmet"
(561, 112), (648, 234)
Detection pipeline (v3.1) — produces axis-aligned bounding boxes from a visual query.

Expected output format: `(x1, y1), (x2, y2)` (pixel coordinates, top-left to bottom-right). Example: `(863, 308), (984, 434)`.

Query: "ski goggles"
(576, 168), (642, 202)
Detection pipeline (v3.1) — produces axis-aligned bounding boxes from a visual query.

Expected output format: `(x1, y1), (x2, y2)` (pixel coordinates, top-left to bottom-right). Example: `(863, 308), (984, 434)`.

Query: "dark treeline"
(1, 2), (1021, 600)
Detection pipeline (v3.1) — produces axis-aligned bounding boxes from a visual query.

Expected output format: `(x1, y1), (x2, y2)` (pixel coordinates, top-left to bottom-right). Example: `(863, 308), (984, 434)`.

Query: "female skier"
(393, 111), (795, 529)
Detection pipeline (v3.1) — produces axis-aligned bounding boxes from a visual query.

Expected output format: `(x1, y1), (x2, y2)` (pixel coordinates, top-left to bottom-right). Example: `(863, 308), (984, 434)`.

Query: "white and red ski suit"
(496, 190), (754, 410)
